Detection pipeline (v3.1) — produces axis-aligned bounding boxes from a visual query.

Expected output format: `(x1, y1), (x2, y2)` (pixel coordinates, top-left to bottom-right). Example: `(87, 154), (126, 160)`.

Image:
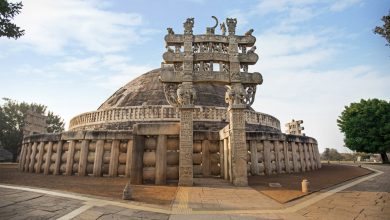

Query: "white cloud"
(329, 0), (362, 12)
(13, 0), (147, 54)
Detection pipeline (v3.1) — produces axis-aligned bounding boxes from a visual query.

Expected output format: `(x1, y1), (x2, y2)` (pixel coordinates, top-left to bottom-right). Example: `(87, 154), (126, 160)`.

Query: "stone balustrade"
(19, 127), (320, 185)
(68, 105), (281, 131)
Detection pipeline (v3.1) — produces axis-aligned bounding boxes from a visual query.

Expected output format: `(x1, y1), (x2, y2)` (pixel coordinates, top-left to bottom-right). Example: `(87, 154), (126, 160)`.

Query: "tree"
(0, 0), (24, 39)
(321, 148), (343, 161)
(374, 10), (390, 47)
(321, 148), (331, 161)
(337, 99), (390, 163)
(0, 98), (65, 161)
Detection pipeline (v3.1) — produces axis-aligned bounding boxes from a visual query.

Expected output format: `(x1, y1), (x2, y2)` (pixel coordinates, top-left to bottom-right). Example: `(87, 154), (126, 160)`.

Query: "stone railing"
(19, 126), (320, 185)
(19, 131), (134, 178)
(69, 105), (280, 131)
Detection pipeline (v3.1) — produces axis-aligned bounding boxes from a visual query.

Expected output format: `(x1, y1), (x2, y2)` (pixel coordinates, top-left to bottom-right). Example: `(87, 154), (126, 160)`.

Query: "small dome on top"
(98, 68), (228, 110)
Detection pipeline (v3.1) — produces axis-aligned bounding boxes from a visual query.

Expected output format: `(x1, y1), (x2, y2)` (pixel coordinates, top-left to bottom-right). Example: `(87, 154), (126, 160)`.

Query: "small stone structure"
(24, 109), (47, 136)
(19, 17), (321, 186)
(285, 119), (305, 136)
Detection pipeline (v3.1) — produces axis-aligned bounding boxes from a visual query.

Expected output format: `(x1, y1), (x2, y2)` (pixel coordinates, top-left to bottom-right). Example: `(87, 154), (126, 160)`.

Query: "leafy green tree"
(0, 98), (65, 161)
(0, 0), (24, 39)
(374, 10), (390, 47)
(337, 99), (390, 163)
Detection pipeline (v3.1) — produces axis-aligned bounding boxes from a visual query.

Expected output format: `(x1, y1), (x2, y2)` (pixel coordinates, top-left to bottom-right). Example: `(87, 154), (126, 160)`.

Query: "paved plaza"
(0, 164), (389, 220)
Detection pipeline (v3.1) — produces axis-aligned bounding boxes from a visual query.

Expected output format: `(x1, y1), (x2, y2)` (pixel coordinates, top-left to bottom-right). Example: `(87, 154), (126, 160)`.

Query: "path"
(0, 164), (388, 219)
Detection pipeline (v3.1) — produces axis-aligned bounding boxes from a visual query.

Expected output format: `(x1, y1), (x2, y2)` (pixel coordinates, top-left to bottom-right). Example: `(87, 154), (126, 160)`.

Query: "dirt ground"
(248, 163), (373, 203)
(0, 163), (373, 205)
(0, 164), (177, 207)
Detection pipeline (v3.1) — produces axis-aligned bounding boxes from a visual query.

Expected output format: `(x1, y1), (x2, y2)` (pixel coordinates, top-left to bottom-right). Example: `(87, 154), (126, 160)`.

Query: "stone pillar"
(219, 140), (224, 179)
(298, 142), (306, 172)
(314, 144), (322, 168)
(274, 142), (282, 173)
(291, 142), (299, 172)
(178, 107), (193, 186)
(263, 140), (272, 175)
(65, 141), (75, 176)
(283, 142), (291, 173)
(109, 140), (120, 177)
(35, 142), (45, 173)
(78, 140), (89, 176)
(28, 142), (37, 173)
(44, 142), (53, 175)
(303, 143), (310, 171)
(155, 135), (167, 185)
(125, 139), (133, 177)
(201, 140), (210, 177)
(24, 143), (32, 172)
(93, 140), (104, 177)
(130, 135), (144, 184)
(19, 144), (26, 171)
(54, 141), (63, 175)
(250, 140), (259, 175)
(228, 106), (248, 186)
(223, 138), (229, 180)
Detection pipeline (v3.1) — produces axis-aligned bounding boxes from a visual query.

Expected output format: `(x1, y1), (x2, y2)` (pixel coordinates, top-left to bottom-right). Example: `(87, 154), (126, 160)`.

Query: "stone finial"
(226, 18), (237, 35)
(183, 18), (194, 35)
(206, 16), (218, 35)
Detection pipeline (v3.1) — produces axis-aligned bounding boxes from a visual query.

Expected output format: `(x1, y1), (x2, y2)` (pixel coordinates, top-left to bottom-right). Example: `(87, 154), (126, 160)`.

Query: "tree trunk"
(380, 152), (389, 164)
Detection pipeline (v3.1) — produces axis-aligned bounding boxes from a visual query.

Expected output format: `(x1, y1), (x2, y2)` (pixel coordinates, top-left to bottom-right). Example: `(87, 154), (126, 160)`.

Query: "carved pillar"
(178, 107), (194, 186)
(228, 106), (248, 186)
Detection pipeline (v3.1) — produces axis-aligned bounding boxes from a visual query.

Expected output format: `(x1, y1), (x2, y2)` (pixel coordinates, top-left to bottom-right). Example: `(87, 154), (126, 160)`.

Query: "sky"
(1, 0), (389, 153)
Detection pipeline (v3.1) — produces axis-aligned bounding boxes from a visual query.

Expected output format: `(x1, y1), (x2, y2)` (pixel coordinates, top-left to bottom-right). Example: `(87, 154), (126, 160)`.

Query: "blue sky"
(1, 0), (389, 153)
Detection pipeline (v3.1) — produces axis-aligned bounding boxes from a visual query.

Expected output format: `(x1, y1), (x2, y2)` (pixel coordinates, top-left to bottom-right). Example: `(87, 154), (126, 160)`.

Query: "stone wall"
(20, 125), (321, 184)
(68, 105), (281, 132)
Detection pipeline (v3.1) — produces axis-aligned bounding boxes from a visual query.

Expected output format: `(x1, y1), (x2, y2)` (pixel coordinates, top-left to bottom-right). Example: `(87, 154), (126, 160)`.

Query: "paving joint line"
(0, 165), (383, 215)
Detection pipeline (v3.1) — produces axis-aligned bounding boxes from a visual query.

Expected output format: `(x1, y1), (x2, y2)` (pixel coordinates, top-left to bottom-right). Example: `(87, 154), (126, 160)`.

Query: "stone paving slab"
(0, 164), (389, 220)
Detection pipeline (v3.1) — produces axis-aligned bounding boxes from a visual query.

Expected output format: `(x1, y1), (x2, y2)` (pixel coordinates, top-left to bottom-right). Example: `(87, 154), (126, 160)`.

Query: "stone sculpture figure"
(220, 22), (226, 35)
(177, 84), (196, 106)
(225, 84), (245, 106)
(247, 46), (256, 54)
(244, 85), (256, 106)
(245, 29), (254, 36)
(183, 18), (194, 35)
(163, 83), (179, 107)
(206, 16), (218, 35)
(167, 28), (175, 35)
(226, 18), (237, 35)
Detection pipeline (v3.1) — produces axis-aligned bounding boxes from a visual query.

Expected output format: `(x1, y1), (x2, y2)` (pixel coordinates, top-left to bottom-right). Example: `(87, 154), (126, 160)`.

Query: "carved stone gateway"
(160, 17), (263, 186)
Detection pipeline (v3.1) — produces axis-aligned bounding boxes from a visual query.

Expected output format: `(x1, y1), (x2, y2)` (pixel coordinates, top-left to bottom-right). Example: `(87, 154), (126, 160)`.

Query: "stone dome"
(69, 68), (281, 132)
(98, 68), (228, 110)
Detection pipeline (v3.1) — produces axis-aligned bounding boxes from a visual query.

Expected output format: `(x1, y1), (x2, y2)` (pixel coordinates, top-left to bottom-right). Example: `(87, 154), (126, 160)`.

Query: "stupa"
(19, 17), (321, 186)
